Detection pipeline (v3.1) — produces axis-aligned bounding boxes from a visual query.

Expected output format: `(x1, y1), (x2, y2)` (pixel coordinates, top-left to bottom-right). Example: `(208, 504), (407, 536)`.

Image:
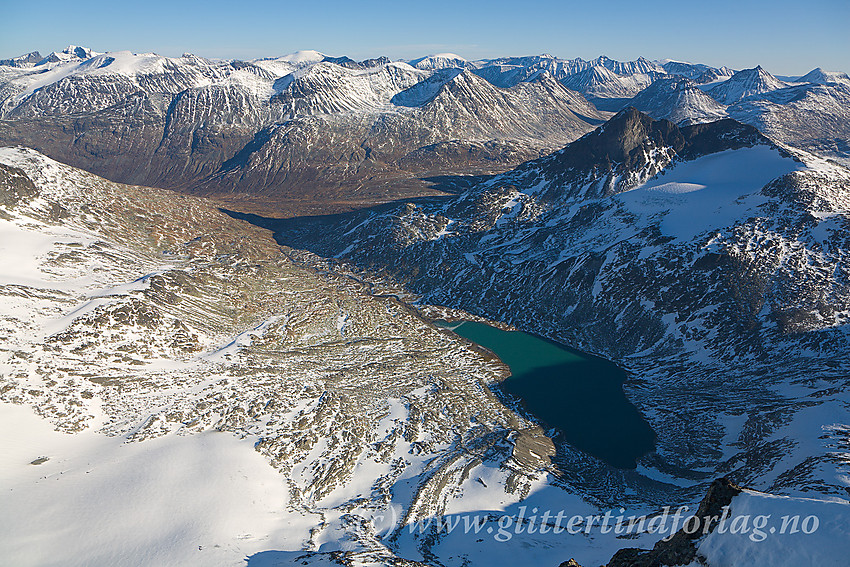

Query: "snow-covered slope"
(696, 489), (850, 567)
(796, 67), (850, 86)
(0, 402), (296, 566)
(409, 53), (469, 70)
(271, 109), (850, 510)
(561, 64), (657, 99)
(707, 66), (787, 104)
(627, 77), (729, 124)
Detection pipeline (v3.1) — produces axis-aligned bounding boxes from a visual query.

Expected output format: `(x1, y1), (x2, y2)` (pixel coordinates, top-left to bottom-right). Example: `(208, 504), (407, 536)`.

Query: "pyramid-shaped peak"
(798, 67), (850, 85)
(707, 65), (786, 104)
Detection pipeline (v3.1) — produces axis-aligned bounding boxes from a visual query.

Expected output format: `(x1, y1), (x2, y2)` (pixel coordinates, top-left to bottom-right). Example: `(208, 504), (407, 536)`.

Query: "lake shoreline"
(434, 318), (657, 469)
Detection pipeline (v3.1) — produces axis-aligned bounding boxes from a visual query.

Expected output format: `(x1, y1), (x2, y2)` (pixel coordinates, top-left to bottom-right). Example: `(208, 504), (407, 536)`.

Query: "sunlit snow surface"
(618, 146), (804, 240)
(697, 490), (850, 567)
(0, 403), (302, 567)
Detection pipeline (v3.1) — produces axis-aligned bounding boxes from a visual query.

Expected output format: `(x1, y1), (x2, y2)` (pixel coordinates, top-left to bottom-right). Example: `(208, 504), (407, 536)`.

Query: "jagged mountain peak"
(524, 107), (770, 190)
(39, 45), (99, 65)
(561, 65), (620, 90)
(592, 55), (664, 75)
(321, 55), (392, 69)
(544, 107), (676, 168)
(561, 64), (657, 99)
(660, 60), (735, 83)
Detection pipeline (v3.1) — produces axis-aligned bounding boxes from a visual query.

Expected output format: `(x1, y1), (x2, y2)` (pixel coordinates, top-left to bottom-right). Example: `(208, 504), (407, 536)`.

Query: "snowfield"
(619, 145), (804, 240)
(697, 490), (850, 567)
(0, 403), (301, 567)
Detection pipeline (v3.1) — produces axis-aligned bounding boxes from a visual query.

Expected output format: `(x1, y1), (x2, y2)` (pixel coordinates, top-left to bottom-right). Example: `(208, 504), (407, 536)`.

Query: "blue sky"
(3, 0), (848, 75)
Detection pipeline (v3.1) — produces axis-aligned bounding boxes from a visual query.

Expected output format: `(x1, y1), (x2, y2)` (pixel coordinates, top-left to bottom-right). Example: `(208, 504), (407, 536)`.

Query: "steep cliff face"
(269, 110), (850, 502)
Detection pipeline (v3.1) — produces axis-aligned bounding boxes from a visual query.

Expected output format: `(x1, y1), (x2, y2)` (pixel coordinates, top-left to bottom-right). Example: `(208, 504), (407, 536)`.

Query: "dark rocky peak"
(542, 107), (681, 170)
(607, 478), (742, 567)
(675, 117), (770, 158)
(517, 108), (770, 186)
(321, 55), (391, 69)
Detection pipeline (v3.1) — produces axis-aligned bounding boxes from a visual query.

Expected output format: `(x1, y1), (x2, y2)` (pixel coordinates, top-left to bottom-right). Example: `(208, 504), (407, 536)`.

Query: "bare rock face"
(607, 478), (742, 567)
(0, 162), (38, 209)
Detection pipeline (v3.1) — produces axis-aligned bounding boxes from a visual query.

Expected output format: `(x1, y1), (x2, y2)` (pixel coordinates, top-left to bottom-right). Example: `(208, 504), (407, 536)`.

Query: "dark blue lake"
(440, 320), (656, 469)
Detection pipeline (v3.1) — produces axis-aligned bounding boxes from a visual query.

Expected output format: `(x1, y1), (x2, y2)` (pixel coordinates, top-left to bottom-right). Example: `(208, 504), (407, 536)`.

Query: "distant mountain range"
(1, 46), (848, 211)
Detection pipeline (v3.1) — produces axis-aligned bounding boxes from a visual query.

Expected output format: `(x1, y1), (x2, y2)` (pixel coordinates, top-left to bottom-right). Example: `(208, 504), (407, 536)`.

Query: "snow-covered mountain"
(270, 109), (850, 512)
(727, 82), (850, 166)
(613, 65), (850, 165)
(0, 51), (42, 68)
(561, 64), (658, 99)
(706, 65), (788, 104)
(797, 67), (850, 86)
(2, 47), (846, 202)
(409, 52), (470, 70)
(0, 47), (609, 207)
(593, 54), (664, 75)
(627, 77), (729, 124)
(37, 44), (101, 65)
(660, 59), (734, 82)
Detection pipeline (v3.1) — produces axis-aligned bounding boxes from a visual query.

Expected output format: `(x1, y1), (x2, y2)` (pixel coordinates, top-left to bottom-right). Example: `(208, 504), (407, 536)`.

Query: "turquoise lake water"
(440, 320), (656, 469)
